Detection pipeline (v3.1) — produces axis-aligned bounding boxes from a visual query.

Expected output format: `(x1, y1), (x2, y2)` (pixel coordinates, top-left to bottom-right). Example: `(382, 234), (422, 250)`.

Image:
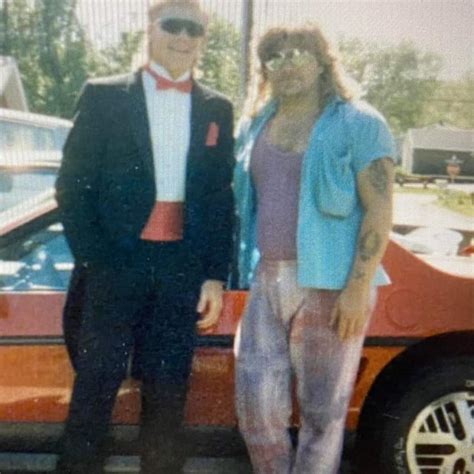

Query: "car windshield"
(391, 227), (473, 278)
(0, 221), (73, 292)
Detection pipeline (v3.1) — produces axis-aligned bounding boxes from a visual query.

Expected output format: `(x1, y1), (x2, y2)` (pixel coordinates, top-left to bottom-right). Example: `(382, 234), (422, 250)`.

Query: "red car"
(0, 195), (472, 473)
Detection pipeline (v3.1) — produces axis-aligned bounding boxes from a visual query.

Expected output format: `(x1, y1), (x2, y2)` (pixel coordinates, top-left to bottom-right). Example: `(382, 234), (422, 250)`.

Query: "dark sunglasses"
(158, 18), (205, 38)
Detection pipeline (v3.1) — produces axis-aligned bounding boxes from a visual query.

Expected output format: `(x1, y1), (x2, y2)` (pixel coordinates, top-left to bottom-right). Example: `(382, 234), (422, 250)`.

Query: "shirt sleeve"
(350, 104), (396, 174)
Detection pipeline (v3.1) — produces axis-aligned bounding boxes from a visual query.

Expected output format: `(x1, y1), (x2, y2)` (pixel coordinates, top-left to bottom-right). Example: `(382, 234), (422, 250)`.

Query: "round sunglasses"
(156, 18), (205, 38)
(264, 48), (315, 72)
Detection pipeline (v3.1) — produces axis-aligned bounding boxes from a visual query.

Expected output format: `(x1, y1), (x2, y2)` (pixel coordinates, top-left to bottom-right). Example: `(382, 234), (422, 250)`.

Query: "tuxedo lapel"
(127, 70), (155, 180)
(125, 74), (208, 200)
(186, 83), (208, 197)
(189, 82), (208, 154)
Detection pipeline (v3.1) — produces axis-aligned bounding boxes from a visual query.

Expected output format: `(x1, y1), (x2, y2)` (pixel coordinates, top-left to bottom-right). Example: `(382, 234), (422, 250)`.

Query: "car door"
(0, 216), (74, 426)
(0, 213), (143, 431)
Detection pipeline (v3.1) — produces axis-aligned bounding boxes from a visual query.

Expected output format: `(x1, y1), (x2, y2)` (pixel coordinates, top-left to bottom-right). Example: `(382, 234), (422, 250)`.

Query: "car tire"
(354, 356), (474, 474)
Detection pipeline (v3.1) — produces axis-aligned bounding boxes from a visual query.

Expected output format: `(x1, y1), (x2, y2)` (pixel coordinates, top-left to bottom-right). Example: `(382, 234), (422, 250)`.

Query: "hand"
(329, 285), (370, 341)
(196, 280), (224, 330)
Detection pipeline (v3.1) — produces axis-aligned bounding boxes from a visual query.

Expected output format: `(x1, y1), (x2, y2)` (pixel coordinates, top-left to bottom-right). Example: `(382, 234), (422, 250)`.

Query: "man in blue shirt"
(233, 25), (394, 473)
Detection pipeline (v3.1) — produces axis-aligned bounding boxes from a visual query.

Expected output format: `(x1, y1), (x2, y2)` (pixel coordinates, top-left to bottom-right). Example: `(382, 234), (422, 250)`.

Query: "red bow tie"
(144, 65), (192, 94)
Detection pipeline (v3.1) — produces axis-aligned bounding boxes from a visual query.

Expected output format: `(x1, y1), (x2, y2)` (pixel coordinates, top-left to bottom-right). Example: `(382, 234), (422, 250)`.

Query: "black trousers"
(57, 242), (203, 473)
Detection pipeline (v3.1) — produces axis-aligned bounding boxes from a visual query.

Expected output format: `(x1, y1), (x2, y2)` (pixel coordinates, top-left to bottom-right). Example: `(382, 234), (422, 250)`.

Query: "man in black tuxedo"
(55, 1), (234, 472)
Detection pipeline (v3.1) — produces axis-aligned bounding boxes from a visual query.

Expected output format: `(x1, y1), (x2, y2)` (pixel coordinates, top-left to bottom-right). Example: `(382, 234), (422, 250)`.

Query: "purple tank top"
(250, 127), (303, 260)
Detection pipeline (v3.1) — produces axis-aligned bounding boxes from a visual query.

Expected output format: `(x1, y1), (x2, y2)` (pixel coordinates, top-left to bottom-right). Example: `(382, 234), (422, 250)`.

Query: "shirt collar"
(148, 61), (192, 83)
(325, 94), (344, 108)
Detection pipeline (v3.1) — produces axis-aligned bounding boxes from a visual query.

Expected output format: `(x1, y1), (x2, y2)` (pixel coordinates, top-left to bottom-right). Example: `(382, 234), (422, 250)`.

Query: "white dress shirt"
(142, 62), (191, 202)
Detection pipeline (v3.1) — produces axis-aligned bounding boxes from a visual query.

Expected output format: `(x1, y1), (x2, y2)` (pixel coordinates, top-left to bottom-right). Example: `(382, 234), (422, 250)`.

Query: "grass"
(394, 184), (474, 217)
(436, 189), (474, 217)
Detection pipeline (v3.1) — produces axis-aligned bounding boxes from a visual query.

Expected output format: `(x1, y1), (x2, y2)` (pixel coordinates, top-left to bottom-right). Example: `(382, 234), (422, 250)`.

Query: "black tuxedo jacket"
(56, 70), (235, 282)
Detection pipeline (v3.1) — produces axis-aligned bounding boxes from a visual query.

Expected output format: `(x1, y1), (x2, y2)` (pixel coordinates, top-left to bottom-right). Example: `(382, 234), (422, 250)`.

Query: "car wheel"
(354, 357), (474, 474)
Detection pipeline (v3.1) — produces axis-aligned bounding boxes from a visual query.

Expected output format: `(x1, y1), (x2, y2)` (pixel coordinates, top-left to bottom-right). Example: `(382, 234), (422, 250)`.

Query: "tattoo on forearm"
(358, 230), (381, 261)
(368, 160), (389, 196)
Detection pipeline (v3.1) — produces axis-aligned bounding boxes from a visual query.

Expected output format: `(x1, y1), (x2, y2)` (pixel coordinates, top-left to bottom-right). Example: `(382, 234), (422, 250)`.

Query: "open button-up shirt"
(233, 96), (395, 290)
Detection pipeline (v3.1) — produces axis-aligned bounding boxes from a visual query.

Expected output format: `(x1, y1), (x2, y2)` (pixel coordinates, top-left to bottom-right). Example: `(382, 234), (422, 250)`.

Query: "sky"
(77, 0), (473, 80)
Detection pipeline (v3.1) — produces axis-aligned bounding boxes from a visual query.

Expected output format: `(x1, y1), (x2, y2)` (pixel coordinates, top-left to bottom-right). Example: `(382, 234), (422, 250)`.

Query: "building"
(401, 124), (474, 177)
(0, 56), (28, 112)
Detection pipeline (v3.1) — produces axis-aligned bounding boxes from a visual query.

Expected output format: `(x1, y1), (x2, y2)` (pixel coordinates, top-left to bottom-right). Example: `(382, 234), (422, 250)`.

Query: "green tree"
(1, 2), (240, 117)
(87, 31), (144, 79)
(0, 0), (143, 117)
(198, 16), (241, 110)
(339, 38), (442, 133)
(420, 72), (474, 129)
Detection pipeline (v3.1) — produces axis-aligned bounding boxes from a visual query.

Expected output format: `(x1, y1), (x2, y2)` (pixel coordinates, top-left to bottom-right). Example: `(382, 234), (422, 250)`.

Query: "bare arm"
(330, 157), (394, 340)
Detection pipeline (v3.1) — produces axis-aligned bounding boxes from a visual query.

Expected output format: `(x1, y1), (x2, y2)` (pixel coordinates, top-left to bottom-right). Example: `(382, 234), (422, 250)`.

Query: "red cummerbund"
(140, 201), (183, 241)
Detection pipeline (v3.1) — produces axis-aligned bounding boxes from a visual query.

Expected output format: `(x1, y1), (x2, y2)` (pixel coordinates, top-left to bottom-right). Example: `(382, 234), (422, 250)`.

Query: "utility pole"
(240, 0), (254, 99)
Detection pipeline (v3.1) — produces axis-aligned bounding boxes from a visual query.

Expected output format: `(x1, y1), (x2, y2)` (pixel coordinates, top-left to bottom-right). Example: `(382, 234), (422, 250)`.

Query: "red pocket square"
(205, 122), (219, 147)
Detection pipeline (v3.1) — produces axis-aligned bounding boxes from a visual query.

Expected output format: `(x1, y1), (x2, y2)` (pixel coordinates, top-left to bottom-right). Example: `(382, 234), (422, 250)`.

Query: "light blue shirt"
(234, 97), (395, 289)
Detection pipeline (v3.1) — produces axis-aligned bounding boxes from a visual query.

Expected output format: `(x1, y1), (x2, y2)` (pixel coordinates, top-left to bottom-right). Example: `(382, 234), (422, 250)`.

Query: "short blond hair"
(148, 0), (206, 23)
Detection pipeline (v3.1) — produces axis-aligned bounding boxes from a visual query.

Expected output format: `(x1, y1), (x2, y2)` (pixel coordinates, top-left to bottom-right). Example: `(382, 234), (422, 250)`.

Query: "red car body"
(0, 198), (473, 468)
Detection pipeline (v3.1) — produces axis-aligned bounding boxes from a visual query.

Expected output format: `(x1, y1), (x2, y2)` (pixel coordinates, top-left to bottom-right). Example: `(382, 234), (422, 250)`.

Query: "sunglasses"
(263, 48), (315, 72)
(157, 18), (205, 38)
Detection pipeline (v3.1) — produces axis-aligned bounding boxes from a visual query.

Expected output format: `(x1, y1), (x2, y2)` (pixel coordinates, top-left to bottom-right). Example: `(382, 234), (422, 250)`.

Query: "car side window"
(0, 222), (73, 291)
(0, 121), (56, 152)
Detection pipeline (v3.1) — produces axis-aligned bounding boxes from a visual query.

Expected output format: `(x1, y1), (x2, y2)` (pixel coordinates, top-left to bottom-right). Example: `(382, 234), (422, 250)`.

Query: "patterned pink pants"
(235, 260), (375, 474)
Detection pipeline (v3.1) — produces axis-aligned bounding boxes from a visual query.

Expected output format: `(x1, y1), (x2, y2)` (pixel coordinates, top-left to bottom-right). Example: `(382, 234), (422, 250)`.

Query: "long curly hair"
(244, 24), (355, 117)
